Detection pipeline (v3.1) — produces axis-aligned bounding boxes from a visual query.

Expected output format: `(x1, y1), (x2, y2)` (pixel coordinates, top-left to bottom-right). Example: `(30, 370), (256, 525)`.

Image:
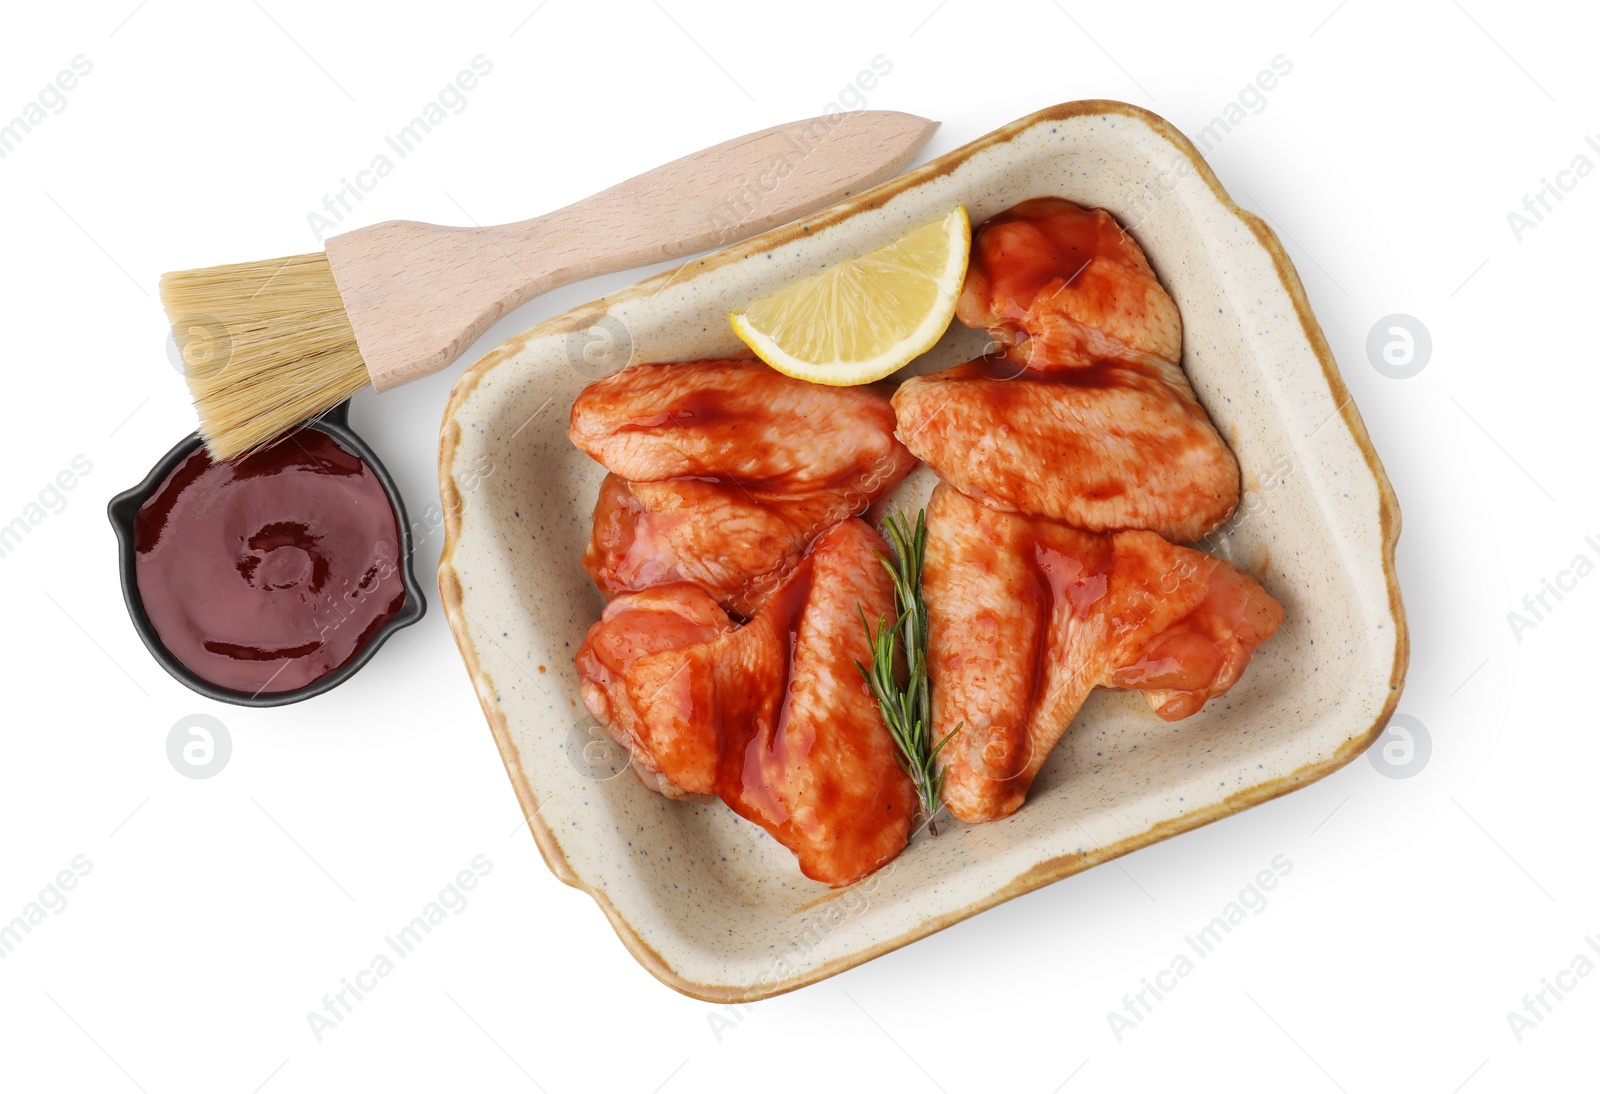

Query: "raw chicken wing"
(584, 471), (895, 620)
(570, 357), (911, 494)
(573, 582), (735, 799)
(904, 197), (1239, 541)
(923, 485), (1282, 823)
(892, 357), (1239, 542)
(572, 358), (914, 613)
(956, 197), (1182, 369)
(574, 519), (916, 886)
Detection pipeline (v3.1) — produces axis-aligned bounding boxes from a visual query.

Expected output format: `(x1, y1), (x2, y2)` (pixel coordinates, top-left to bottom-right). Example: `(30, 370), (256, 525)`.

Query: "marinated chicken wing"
(923, 485), (1282, 823)
(574, 519), (915, 886)
(573, 582), (736, 799)
(892, 357), (1239, 542)
(906, 197), (1238, 540)
(572, 358), (914, 613)
(957, 197), (1181, 369)
(570, 357), (911, 494)
(584, 471), (896, 620)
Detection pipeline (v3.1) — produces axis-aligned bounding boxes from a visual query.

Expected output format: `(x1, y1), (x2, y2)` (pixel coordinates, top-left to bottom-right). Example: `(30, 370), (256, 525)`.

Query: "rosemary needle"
(856, 509), (959, 836)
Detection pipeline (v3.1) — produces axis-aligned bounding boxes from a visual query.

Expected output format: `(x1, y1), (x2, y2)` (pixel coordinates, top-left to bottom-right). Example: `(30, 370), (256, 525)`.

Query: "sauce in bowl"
(133, 427), (407, 695)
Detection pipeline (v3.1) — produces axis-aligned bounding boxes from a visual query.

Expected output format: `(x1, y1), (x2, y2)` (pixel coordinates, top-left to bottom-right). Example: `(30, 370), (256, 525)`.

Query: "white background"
(2, 1), (1594, 1090)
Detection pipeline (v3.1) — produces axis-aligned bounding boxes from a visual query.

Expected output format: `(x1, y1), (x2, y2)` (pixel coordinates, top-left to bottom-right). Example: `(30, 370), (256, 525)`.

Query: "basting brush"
(161, 111), (938, 459)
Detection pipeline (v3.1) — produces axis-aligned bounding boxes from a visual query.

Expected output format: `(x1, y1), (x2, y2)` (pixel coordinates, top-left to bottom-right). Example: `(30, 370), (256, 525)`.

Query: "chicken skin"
(574, 519), (916, 886)
(892, 357), (1239, 542)
(957, 196), (1181, 370)
(572, 359), (914, 614)
(923, 485), (1283, 823)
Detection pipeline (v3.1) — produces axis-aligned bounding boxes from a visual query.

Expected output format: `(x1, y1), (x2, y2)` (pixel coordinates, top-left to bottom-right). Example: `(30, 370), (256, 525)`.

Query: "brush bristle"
(160, 252), (370, 460)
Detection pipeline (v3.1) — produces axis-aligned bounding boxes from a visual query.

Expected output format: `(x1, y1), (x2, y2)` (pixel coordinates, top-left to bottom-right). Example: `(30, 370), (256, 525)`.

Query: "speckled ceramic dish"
(437, 100), (1407, 1001)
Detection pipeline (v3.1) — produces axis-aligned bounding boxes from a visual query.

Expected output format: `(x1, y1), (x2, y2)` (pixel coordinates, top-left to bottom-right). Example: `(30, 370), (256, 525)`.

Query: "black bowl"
(107, 401), (426, 706)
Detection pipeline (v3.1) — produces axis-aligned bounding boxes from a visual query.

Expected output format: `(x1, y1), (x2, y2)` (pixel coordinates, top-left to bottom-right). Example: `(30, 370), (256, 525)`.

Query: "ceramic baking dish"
(436, 100), (1407, 1001)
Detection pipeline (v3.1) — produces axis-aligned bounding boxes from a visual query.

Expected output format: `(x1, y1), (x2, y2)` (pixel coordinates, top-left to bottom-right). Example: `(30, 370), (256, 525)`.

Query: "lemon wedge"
(730, 207), (970, 386)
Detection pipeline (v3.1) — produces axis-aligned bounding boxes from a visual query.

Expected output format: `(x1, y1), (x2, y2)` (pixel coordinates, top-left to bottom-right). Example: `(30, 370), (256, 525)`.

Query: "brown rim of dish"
(436, 98), (1410, 1004)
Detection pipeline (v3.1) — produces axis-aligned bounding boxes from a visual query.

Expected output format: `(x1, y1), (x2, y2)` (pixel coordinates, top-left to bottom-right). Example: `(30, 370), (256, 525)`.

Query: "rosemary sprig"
(856, 509), (959, 836)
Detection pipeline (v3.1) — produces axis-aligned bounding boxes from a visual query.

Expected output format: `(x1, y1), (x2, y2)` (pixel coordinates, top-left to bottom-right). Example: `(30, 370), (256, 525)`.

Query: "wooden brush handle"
(323, 111), (939, 391)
